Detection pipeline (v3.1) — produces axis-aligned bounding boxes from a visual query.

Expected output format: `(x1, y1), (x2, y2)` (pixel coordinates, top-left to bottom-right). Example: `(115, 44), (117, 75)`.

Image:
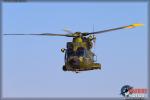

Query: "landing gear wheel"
(75, 71), (79, 73)
(63, 65), (67, 71)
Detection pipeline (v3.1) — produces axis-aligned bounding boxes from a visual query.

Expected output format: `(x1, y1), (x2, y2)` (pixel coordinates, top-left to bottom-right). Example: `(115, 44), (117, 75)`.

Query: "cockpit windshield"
(67, 47), (86, 57)
(76, 47), (85, 57)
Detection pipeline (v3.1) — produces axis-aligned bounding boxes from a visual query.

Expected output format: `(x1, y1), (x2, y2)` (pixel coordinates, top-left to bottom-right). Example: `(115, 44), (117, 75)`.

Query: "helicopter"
(4, 23), (143, 73)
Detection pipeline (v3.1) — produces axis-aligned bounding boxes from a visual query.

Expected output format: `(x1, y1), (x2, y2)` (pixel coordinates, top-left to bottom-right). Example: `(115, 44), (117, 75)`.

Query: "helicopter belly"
(63, 62), (101, 72)
(63, 56), (101, 72)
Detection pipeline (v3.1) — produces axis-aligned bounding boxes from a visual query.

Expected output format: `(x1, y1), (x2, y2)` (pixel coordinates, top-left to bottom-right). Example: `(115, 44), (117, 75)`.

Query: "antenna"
(93, 24), (94, 32)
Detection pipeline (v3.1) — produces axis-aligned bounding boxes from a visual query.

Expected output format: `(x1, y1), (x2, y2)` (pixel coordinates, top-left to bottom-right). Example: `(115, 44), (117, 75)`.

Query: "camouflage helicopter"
(4, 23), (143, 73)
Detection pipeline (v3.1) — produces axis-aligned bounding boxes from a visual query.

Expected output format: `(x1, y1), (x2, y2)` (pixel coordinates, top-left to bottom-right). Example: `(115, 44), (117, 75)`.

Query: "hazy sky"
(2, 2), (148, 98)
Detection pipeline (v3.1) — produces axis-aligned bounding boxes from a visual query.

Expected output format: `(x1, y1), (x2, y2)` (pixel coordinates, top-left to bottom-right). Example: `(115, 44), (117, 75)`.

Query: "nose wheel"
(75, 71), (79, 73)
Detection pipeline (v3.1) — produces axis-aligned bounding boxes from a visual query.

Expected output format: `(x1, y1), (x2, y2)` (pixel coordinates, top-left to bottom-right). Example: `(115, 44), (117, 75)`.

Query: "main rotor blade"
(4, 33), (75, 37)
(85, 23), (143, 35)
(63, 29), (73, 34)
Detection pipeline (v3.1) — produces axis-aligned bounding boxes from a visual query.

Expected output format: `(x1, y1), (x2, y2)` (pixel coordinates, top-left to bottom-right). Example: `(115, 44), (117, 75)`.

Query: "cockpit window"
(67, 48), (75, 57)
(67, 47), (86, 58)
(76, 47), (85, 57)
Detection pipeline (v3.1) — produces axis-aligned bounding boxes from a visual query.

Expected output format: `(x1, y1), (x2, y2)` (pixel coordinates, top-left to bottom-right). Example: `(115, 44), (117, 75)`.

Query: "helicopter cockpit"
(76, 47), (85, 57)
(66, 47), (86, 59)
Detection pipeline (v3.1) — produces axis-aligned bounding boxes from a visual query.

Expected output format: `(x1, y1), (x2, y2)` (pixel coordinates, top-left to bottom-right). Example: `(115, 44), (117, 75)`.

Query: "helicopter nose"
(69, 58), (80, 66)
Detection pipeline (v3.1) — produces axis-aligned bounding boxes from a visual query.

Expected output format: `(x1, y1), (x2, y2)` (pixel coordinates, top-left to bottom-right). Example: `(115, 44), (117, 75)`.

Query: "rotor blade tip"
(125, 23), (144, 29)
(132, 23), (144, 27)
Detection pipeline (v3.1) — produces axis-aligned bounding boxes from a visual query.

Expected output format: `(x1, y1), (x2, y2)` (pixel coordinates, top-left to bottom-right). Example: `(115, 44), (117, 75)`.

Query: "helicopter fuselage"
(62, 36), (101, 72)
